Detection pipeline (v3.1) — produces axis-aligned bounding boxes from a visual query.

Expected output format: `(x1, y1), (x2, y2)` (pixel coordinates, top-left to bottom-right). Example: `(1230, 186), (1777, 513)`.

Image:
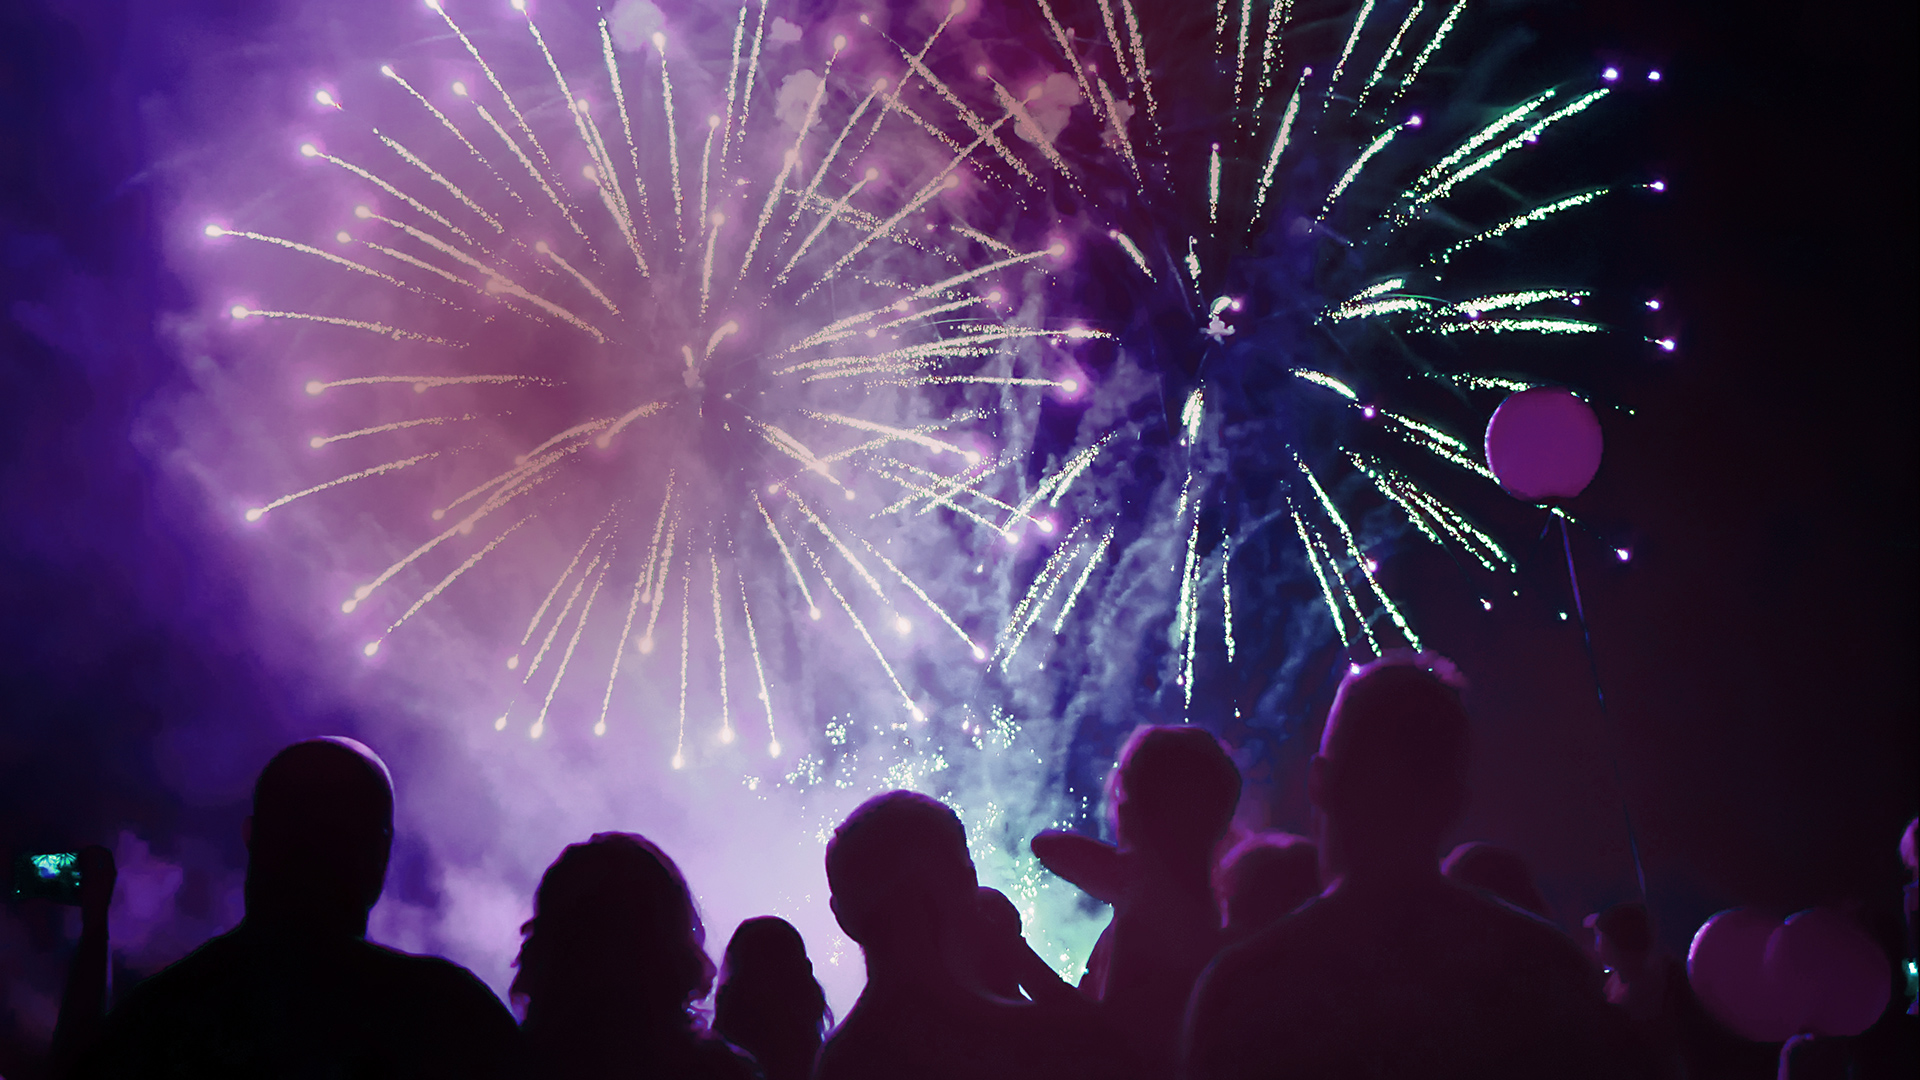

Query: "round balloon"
(1765, 908), (1892, 1037)
(1689, 908), (1800, 1041)
(1484, 387), (1604, 503)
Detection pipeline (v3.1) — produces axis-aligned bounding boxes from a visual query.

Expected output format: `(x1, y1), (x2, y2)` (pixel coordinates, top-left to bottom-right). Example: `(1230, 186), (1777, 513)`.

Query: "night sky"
(1, 0), (1914, 1073)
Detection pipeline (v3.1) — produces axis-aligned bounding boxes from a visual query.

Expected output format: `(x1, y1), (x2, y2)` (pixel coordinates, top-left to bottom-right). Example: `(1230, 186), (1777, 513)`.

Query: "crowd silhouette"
(33, 655), (1916, 1078)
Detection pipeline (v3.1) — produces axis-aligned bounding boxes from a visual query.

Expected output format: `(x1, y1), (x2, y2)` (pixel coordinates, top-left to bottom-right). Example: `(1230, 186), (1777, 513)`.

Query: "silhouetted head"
(1585, 902), (1654, 970)
(243, 737), (394, 935)
(715, 916), (829, 1080)
(512, 833), (714, 1034)
(1310, 653), (1471, 871)
(1442, 842), (1551, 919)
(1218, 832), (1320, 936)
(825, 791), (976, 957)
(1109, 726), (1242, 868)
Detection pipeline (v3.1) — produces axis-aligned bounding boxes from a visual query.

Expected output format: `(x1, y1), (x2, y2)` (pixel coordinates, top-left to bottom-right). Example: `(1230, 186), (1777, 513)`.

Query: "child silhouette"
(1031, 725), (1242, 1074)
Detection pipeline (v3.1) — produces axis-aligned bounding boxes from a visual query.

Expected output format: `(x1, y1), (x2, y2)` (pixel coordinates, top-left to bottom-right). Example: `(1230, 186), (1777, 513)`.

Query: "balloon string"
(1559, 513), (1648, 901)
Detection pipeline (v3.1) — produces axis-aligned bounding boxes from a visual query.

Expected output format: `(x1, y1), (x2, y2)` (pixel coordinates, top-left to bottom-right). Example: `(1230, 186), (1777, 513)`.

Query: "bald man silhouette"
(82, 738), (522, 1079)
(1185, 656), (1654, 1080)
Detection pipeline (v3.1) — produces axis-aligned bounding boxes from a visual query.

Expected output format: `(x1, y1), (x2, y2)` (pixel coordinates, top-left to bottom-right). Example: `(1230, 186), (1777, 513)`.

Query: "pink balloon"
(1688, 908), (1801, 1041)
(1484, 387), (1604, 502)
(1765, 908), (1892, 1037)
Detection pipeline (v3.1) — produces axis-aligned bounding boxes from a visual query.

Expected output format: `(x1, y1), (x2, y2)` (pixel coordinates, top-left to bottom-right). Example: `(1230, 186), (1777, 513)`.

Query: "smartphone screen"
(10, 852), (83, 905)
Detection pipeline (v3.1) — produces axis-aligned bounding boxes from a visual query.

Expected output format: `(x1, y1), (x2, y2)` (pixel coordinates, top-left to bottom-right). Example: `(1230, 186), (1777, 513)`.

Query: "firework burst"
(962, 0), (1659, 712)
(205, 0), (1113, 765)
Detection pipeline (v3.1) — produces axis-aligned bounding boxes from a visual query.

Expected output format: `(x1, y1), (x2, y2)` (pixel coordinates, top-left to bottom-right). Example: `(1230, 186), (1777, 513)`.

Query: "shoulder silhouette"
(81, 737), (522, 1080)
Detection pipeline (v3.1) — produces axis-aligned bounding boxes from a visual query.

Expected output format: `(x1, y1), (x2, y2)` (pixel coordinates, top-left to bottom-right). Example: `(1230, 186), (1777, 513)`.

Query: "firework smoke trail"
(182, 0), (1135, 1006)
(991, 0), (1640, 700)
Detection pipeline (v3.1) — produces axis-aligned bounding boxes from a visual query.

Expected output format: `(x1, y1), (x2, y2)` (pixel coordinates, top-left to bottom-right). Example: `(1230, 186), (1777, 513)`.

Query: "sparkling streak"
(1388, 0), (1465, 108)
(229, 307), (461, 346)
(245, 453), (436, 521)
(640, 518), (679, 650)
(1357, 0), (1424, 110)
(775, 168), (877, 283)
(1324, 0), (1378, 101)
(596, 562), (650, 736)
(754, 495), (819, 617)
(1250, 76), (1305, 219)
(796, 535), (922, 721)
(652, 33), (685, 236)
(638, 476), (676, 604)
(740, 39), (842, 279)
(998, 524), (1084, 670)
(1327, 295), (1433, 322)
(674, 571), (690, 766)
(995, 82), (1074, 180)
(732, 0), (770, 167)
(1175, 515), (1202, 706)
(809, 412), (971, 458)
(1430, 190), (1606, 265)
(379, 67), (496, 178)
(1032, 0), (1106, 147)
(1254, 0), (1293, 115)
(518, 524), (608, 649)
(596, 401), (668, 448)
(1299, 458), (1424, 650)
(210, 227), (418, 294)
(531, 561), (608, 739)
(856, 535), (977, 650)
(1232, 0), (1253, 111)
(698, 115), (719, 226)
(1208, 143), (1222, 226)
(1405, 88), (1555, 196)
(738, 575), (778, 754)
(300, 145), (472, 245)
(1432, 317), (1600, 336)
(472, 103), (590, 243)
(1051, 528), (1113, 634)
(805, 126), (1001, 292)
(1319, 126), (1401, 221)
(870, 462), (1011, 536)
(894, 49), (1037, 187)
(1290, 501), (1350, 648)
(304, 374), (546, 394)
(383, 516), (530, 638)
(1121, 0), (1160, 136)
(1110, 230), (1154, 278)
(709, 555), (732, 742)
(308, 415), (469, 449)
(536, 241), (621, 314)
(788, 495), (894, 609)
(718, 6), (747, 172)
(1293, 370), (1358, 399)
(521, 550), (603, 684)
(600, 18), (654, 237)
(1221, 533), (1236, 662)
(780, 327), (1101, 377)
(1416, 89), (1611, 206)
(787, 247), (1061, 350)
(373, 134), (504, 233)
(429, 0), (559, 181)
